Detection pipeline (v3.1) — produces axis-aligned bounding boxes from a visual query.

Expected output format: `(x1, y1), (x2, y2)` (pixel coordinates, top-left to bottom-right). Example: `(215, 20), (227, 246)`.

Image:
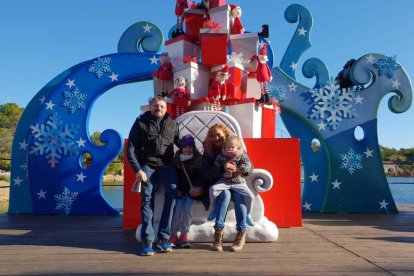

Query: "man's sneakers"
(157, 238), (173, 252)
(140, 240), (154, 256)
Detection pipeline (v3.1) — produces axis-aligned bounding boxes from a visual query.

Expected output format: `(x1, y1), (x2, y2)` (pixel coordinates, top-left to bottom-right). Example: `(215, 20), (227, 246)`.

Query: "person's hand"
(224, 161), (237, 173)
(232, 168), (243, 178)
(135, 170), (147, 183)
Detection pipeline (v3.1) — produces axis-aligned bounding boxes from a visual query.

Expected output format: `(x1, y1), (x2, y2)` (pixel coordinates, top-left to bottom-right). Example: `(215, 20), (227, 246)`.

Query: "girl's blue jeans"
(214, 190), (247, 231)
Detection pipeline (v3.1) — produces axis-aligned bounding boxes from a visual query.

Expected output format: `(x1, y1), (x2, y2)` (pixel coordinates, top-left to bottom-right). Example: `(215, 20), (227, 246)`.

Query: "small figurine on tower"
(208, 65), (229, 111)
(196, 0), (210, 21)
(250, 43), (272, 104)
(229, 4), (245, 35)
(167, 77), (191, 118)
(173, 0), (189, 38)
(157, 52), (173, 96)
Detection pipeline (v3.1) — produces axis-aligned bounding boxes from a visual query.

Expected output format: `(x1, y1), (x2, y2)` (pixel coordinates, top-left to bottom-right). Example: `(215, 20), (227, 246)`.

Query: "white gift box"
(230, 32), (259, 72)
(209, 4), (231, 33)
(228, 98), (262, 138)
(173, 62), (210, 100)
(246, 73), (261, 99)
(165, 36), (201, 67)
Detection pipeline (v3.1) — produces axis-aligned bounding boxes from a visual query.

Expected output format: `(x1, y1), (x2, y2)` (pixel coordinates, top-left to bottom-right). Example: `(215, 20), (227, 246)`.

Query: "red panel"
(124, 138), (302, 229)
(244, 138), (302, 227)
(123, 139), (141, 229)
(200, 33), (228, 67)
(261, 107), (276, 138)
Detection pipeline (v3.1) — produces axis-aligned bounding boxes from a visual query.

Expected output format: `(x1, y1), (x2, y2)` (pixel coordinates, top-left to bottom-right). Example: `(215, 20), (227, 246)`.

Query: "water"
(101, 177), (414, 211)
(388, 177), (414, 205)
(102, 187), (123, 211)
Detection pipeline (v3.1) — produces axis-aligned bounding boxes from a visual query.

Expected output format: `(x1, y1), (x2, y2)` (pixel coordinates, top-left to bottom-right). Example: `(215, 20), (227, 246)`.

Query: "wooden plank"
(0, 208), (413, 275)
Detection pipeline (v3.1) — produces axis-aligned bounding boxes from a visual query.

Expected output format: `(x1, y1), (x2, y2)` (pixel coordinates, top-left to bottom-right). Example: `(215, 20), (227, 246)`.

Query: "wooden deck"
(1, 205), (413, 275)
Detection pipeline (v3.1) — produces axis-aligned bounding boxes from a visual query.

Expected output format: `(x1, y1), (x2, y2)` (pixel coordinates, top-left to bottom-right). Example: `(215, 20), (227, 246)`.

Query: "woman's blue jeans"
(140, 164), (177, 242)
(214, 190), (247, 231)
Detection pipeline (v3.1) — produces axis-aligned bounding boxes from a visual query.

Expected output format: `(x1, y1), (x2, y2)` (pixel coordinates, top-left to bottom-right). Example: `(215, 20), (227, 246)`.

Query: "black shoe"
(264, 93), (272, 105)
(258, 24), (269, 38)
(256, 94), (265, 104)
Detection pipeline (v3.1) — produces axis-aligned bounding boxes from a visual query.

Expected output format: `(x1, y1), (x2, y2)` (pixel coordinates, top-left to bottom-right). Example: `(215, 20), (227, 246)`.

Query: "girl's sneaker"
(178, 233), (190, 248)
(169, 234), (179, 247)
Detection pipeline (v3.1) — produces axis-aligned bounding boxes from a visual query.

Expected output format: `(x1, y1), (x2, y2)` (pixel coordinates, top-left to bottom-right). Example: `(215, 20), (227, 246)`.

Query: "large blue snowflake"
(340, 148), (363, 175)
(270, 85), (287, 102)
(373, 55), (401, 79)
(54, 187), (78, 215)
(29, 113), (78, 167)
(308, 79), (357, 130)
(88, 57), (111, 78)
(62, 87), (87, 114)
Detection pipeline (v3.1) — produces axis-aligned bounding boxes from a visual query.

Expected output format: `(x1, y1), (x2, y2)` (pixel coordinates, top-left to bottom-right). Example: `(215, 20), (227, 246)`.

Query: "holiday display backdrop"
(9, 3), (412, 217)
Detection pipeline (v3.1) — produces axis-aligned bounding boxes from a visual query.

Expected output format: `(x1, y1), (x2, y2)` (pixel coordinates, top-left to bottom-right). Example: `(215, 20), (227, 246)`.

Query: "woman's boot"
(213, 227), (224, 251)
(231, 229), (246, 252)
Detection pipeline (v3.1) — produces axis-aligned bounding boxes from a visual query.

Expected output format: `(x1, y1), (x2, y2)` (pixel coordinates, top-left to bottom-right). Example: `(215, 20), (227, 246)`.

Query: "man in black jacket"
(127, 96), (179, 256)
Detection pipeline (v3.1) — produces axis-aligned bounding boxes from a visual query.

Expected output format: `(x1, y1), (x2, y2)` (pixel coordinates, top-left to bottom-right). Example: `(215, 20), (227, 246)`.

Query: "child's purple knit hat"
(180, 134), (195, 149)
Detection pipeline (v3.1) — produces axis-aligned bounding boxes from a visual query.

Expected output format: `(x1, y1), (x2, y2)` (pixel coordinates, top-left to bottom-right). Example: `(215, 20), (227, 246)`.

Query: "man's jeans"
(214, 190), (247, 231)
(140, 164), (177, 242)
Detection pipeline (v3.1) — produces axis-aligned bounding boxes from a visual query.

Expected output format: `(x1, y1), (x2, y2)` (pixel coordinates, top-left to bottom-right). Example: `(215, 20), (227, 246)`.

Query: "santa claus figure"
(229, 4), (244, 35)
(167, 77), (191, 118)
(208, 65), (229, 111)
(250, 43), (272, 104)
(173, 0), (188, 37)
(156, 52), (173, 96)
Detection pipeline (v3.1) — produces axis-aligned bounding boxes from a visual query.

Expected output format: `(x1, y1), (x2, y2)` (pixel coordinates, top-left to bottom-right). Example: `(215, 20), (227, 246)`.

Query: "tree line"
(1, 103), (413, 176)
(380, 146), (414, 176)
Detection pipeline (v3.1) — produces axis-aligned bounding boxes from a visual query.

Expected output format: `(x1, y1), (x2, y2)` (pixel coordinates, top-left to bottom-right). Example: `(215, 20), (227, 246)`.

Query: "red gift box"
(262, 105), (277, 138)
(209, 0), (226, 8)
(200, 31), (228, 67)
(184, 9), (205, 41)
(227, 65), (247, 100)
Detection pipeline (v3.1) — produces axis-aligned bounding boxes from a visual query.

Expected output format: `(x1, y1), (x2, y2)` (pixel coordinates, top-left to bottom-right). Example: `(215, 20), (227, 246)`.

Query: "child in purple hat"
(169, 134), (204, 248)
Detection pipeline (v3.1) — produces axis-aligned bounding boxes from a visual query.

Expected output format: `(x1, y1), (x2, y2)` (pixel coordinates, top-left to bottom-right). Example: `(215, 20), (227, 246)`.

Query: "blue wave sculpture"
(9, 6), (412, 215)
(273, 5), (412, 214)
(9, 22), (164, 214)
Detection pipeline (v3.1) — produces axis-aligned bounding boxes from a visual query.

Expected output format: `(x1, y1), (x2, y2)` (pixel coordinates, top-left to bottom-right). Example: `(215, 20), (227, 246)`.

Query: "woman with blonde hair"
(200, 124), (251, 252)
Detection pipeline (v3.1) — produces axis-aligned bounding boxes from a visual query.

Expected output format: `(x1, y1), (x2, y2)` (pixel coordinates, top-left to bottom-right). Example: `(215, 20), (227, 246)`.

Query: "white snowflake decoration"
(308, 79), (357, 130)
(29, 113), (78, 167)
(270, 85), (287, 102)
(373, 55), (401, 79)
(340, 148), (363, 175)
(54, 187), (78, 215)
(88, 57), (111, 78)
(62, 87), (87, 114)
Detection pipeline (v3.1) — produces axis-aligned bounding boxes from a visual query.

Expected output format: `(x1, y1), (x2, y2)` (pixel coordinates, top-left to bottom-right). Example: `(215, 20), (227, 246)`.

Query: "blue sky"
(1, 0), (413, 149)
